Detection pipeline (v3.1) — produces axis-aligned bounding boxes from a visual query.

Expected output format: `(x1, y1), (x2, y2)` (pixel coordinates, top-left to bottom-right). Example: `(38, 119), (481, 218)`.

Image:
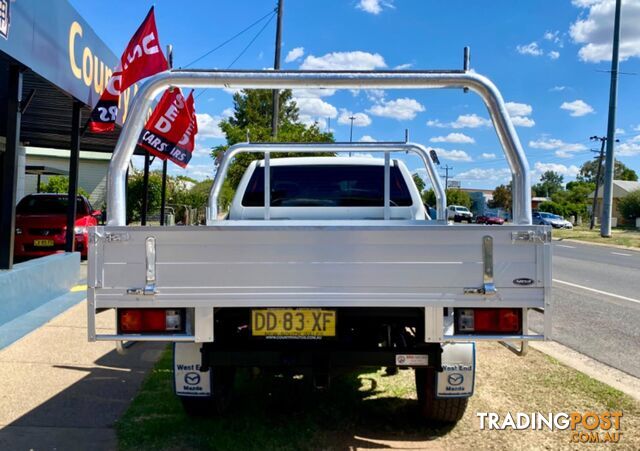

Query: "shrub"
(618, 189), (640, 220)
(538, 201), (565, 216)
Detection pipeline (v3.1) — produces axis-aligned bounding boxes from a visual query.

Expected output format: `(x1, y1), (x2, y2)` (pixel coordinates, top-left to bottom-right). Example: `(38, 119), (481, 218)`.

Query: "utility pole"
(589, 136), (606, 230)
(348, 115), (355, 156)
(160, 44), (173, 226)
(271, 0), (284, 138)
(601, 0), (622, 237)
(442, 165), (453, 189)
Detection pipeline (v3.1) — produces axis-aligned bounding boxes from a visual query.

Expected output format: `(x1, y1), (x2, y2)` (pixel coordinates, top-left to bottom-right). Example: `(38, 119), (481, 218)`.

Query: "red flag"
(137, 88), (193, 167)
(174, 92), (198, 160)
(88, 7), (168, 133)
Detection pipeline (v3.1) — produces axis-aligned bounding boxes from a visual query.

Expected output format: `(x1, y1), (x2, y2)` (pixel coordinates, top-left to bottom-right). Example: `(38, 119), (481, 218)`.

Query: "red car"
(475, 215), (505, 225)
(14, 194), (101, 260)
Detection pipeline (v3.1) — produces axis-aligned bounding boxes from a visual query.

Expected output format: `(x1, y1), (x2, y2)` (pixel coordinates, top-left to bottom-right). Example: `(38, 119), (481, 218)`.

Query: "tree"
(126, 171), (163, 223)
(618, 189), (640, 220)
(422, 188), (435, 206)
(533, 171), (564, 197)
(412, 173), (426, 193)
(488, 184), (511, 211)
(210, 89), (334, 209)
(422, 188), (471, 209)
(538, 201), (565, 216)
(577, 158), (638, 183)
(41, 175), (89, 197)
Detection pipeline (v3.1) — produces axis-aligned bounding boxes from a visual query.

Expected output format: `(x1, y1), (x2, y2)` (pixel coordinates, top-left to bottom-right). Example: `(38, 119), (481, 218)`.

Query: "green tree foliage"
(126, 171), (163, 222)
(422, 188), (471, 208)
(532, 171), (564, 197)
(488, 184), (511, 211)
(618, 189), (640, 220)
(538, 201), (565, 216)
(577, 158), (638, 183)
(447, 189), (472, 209)
(210, 89), (334, 209)
(412, 173), (426, 193)
(41, 175), (89, 197)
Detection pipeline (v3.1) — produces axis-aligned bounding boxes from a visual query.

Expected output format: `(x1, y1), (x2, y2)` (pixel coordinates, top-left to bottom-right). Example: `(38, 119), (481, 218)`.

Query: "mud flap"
(173, 343), (211, 397)
(436, 342), (475, 398)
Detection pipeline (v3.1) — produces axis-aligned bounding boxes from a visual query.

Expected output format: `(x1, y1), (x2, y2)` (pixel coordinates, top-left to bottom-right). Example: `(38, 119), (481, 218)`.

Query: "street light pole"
(589, 136), (606, 230)
(601, 0), (622, 237)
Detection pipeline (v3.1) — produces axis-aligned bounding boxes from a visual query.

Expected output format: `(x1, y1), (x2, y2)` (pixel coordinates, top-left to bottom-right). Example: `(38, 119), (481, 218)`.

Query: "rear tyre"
(415, 368), (468, 423)
(179, 367), (236, 417)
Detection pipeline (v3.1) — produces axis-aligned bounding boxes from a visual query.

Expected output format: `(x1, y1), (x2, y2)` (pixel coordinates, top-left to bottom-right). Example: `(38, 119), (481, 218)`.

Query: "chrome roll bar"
(208, 142), (446, 223)
(106, 70), (531, 225)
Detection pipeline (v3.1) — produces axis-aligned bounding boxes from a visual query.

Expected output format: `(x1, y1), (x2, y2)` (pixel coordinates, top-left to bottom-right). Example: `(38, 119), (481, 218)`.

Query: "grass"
(117, 343), (640, 450)
(553, 225), (640, 248)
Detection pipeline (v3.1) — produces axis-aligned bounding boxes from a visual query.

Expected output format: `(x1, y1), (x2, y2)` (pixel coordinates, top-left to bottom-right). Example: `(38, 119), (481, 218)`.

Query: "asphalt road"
(529, 240), (640, 378)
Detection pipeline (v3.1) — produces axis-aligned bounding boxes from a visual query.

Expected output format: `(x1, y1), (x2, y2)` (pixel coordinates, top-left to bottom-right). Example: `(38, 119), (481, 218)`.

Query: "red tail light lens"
(118, 308), (184, 333)
(455, 308), (522, 334)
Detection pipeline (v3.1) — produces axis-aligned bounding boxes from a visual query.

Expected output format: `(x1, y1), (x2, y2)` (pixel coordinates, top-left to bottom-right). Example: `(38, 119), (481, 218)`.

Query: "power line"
(441, 165), (454, 188)
(195, 13), (277, 100)
(183, 8), (277, 68)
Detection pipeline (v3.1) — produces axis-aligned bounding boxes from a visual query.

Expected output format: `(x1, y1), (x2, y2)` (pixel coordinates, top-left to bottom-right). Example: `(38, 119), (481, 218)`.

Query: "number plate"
(251, 309), (336, 337)
(33, 239), (54, 247)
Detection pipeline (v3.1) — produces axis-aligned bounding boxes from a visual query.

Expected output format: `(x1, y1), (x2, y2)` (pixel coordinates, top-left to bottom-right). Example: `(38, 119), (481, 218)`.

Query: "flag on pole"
(137, 88), (195, 168)
(88, 7), (168, 133)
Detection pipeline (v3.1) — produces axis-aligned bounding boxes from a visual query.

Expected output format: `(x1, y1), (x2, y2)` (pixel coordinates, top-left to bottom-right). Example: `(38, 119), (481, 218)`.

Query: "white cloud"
(430, 132), (475, 144)
(426, 113), (491, 129)
(291, 88), (336, 98)
(616, 127), (626, 135)
(394, 63), (413, 70)
(196, 113), (225, 139)
(517, 42), (544, 56)
(511, 116), (536, 127)
(634, 124), (640, 131)
(457, 168), (511, 182)
(359, 135), (377, 142)
(338, 109), (371, 127)
(617, 141), (640, 156)
(505, 102), (533, 117)
(294, 97), (338, 119)
(570, 0), (640, 62)
(356, 0), (394, 14)
(533, 162), (580, 178)
(481, 153), (497, 160)
(550, 85), (567, 92)
(285, 47), (305, 63)
(529, 137), (588, 158)
(548, 50), (560, 59)
(505, 102), (535, 128)
(544, 30), (563, 44)
(432, 148), (473, 162)
(367, 97), (425, 120)
(560, 99), (595, 117)
(300, 51), (386, 70)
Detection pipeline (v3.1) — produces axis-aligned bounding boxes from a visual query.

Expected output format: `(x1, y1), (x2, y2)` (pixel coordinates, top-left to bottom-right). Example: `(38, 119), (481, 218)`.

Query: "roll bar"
(207, 142), (446, 223)
(106, 70), (531, 225)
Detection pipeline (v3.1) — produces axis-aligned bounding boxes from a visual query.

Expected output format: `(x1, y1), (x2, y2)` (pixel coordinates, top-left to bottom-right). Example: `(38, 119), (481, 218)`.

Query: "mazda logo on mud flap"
(513, 278), (534, 286)
(184, 372), (200, 385)
(448, 373), (464, 386)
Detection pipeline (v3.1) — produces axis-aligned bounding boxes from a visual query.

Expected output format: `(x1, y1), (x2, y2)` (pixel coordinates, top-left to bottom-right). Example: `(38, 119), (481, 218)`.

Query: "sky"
(69, 0), (640, 190)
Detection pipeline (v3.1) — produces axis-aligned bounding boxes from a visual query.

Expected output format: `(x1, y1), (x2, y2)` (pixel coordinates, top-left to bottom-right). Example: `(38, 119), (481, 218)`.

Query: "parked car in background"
(475, 214), (505, 225)
(447, 205), (473, 222)
(14, 194), (101, 260)
(532, 211), (572, 229)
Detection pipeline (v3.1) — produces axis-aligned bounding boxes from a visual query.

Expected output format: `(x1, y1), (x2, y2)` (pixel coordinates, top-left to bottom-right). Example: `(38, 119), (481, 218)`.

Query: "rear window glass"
(16, 196), (88, 215)
(242, 164), (413, 207)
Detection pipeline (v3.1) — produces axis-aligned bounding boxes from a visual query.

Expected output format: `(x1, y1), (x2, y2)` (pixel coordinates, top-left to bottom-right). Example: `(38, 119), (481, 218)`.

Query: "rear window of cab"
(242, 164), (413, 207)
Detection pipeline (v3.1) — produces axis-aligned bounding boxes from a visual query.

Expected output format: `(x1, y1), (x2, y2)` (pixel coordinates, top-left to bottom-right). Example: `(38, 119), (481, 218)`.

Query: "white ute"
(88, 70), (552, 424)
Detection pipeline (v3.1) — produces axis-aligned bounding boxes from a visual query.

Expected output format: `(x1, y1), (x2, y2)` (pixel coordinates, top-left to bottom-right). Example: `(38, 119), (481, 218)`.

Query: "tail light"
(455, 308), (522, 334)
(118, 308), (184, 333)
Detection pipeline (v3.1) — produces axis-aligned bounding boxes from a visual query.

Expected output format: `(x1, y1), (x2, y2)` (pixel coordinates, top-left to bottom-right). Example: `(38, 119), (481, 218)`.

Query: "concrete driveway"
(0, 301), (164, 450)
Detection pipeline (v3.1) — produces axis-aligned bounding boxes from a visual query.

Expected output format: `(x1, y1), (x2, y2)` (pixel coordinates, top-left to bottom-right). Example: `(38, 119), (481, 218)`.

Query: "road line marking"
(70, 284), (87, 292)
(555, 244), (576, 249)
(553, 279), (640, 305)
(611, 252), (632, 257)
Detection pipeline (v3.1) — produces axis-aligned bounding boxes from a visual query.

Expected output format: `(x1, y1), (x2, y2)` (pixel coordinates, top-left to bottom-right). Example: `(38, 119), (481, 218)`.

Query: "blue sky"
(69, 0), (640, 189)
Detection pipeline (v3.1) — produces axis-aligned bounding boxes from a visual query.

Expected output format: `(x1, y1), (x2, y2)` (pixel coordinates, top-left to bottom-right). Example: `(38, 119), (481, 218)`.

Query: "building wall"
(22, 155), (109, 208)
